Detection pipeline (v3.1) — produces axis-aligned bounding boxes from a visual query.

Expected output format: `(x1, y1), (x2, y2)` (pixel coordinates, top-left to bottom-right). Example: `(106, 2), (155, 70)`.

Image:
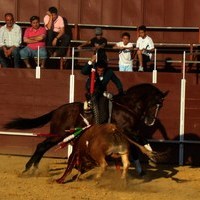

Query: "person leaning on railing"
(113, 32), (134, 72)
(78, 27), (108, 63)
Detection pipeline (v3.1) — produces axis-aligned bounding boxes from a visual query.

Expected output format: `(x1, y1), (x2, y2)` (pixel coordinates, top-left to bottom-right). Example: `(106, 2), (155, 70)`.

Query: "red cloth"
(90, 68), (96, 94)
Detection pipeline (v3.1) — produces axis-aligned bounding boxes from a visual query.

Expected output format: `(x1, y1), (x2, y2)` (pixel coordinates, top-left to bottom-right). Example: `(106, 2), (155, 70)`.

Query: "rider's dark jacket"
(81, 62), (123, 96)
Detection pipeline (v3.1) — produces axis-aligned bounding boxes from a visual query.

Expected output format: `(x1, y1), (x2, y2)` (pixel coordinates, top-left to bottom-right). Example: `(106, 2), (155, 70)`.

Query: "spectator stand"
(0, 21), (76, 69)
(0, 21), (200, 71)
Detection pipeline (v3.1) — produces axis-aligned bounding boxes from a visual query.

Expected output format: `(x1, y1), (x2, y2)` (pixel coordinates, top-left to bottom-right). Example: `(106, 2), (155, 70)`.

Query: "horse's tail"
(4, 110), (54, 130)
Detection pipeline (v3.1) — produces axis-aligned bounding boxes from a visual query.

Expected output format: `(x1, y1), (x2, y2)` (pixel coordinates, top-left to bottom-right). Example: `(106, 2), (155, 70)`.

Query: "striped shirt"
(0, 24), (22, 47)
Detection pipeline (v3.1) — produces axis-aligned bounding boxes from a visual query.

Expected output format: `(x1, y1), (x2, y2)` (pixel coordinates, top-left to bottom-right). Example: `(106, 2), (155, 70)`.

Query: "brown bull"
(56, 123), (156, 183)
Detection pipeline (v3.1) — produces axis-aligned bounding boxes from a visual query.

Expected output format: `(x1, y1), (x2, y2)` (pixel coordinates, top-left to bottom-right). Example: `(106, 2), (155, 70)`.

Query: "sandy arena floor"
(0, 154), (199, 200)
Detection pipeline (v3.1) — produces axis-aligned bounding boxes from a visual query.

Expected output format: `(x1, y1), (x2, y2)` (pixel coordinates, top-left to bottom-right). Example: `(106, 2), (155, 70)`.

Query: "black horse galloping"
(4, 83), (168, 173)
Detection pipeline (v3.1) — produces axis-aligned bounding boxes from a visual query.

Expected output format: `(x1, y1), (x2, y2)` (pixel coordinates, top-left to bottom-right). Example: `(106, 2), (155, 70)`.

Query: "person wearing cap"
(81, 55), (123, 124)
(78, 27), (108, 62)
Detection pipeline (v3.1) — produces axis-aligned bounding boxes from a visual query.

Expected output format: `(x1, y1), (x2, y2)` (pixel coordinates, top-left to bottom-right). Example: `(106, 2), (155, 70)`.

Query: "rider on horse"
(81, 55), (123, 124)
(82, 56), (152, 176)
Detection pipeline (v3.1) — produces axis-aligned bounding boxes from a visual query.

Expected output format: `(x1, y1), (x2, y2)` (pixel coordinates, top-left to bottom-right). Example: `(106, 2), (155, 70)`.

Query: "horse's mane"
(126, 83), (162, 95)
(112, 83), (164, 109)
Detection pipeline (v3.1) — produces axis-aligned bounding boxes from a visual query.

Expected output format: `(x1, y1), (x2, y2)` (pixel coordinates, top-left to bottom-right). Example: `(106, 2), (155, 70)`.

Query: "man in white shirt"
(113, 32), (134, 71)
(136, 25), (154, 72)
(0, 13), (21, 68)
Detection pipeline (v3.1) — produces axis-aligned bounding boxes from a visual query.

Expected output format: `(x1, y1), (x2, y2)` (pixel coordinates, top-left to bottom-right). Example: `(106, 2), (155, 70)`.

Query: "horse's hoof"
(22, 169), (28, 174)
(139, 170), (146, 177)
(19, 168), (33, 177)
(56, 178), (65, 184)
(149, 154), (158, 163)
(32, 167), (39, 174)
(148, 160), (157, 167)
(22, 165), (32, 173)
(21, 167), (31, 175)
(71, 174), (79, 181)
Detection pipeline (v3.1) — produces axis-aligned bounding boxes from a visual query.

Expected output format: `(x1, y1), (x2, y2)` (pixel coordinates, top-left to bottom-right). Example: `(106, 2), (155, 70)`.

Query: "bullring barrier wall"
(0, 69), (199, 165)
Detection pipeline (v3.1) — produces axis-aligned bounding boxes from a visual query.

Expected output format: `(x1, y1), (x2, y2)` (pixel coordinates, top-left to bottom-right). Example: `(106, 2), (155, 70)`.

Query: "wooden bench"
(1, 21), (200, 70)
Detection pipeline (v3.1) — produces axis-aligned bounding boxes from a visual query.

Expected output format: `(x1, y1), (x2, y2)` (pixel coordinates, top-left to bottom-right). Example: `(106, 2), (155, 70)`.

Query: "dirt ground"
(0, 154), (199, 200)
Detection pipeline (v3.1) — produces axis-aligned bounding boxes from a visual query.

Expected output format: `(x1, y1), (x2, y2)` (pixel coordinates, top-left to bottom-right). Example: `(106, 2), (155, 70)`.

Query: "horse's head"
(111, 84), (169, 130)
(143, 90), (169, 126)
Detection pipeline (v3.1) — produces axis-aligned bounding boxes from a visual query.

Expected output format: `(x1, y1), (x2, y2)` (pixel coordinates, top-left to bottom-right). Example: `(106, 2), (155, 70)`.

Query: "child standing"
(113, 32), (134, 72)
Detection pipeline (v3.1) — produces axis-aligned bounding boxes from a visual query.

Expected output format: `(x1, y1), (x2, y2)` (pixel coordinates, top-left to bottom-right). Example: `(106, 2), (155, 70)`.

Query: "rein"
(145, 104), (160, 126)
(110, 99), (139, 116)
(110, 97), (161, 123)
(154, 104), (160, 117)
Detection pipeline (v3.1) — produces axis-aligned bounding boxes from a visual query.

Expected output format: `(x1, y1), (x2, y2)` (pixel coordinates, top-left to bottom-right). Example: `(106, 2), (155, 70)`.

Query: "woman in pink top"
(44, 7), (71, 57)
(20, 16), (47, 68)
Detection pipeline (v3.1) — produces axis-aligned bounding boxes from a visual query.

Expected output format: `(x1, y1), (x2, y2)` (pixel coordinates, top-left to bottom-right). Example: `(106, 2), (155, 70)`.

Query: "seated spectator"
(20, 16), (47, 68)
(136, 25), (154, 72)
(0, 13), (21, 68)
(78, 27), (108, 62)
(44, 6), (71, 57)
(113, 32), (134, 72)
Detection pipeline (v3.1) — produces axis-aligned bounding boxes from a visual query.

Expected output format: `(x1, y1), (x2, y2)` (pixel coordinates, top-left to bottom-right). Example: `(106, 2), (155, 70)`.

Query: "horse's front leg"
(22, 142), (45, 173)
(23, 138), (59, 173)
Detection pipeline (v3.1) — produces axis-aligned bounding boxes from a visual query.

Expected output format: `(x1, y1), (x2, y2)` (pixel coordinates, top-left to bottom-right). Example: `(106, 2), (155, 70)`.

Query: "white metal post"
(69, 47), (75, 103)
(36, 46), (41, 79)
(152, 48), (157, 83)
(179, 51), (186, 165)
(68, 47), (75, 157)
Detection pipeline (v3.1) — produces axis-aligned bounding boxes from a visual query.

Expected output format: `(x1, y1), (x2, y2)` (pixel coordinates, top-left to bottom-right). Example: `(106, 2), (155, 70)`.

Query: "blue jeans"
(0, 47), (21, 68)
(119, 64), (133, 72)
(20, 47), (47, 60)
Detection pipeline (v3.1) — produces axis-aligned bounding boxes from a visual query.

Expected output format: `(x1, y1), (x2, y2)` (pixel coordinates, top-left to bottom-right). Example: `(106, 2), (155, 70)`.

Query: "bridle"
(154, 104), (160, 118)
(110, 96), (162, 125)
(111, 99), (139, 116)
(144, 103), (161, 126)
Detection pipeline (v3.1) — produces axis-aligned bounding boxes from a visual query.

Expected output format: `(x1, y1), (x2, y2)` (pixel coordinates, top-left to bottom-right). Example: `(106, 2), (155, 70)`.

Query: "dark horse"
(4, 83), (168, 173)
